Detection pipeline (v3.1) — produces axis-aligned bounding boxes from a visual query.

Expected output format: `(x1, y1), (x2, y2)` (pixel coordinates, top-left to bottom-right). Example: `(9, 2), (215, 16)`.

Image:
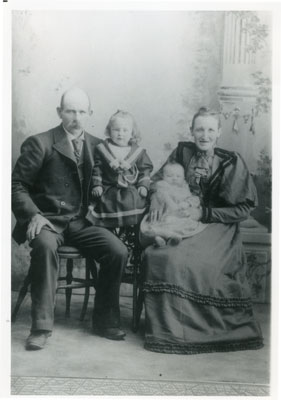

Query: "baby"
(140, 162), (206, 247)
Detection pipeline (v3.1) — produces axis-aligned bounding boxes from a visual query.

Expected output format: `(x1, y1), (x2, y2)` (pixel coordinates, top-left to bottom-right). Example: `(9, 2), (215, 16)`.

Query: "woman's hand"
(148, 208), (165, 222)
(178, 209), (191, 217)
(188, 206), (203, 221)
(92, 186), (103, 198)
(148, 196), (167, 222)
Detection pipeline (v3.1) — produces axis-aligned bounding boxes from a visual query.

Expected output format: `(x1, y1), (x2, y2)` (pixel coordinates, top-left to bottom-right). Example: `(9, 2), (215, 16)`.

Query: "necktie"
(72, 139), (83, 162)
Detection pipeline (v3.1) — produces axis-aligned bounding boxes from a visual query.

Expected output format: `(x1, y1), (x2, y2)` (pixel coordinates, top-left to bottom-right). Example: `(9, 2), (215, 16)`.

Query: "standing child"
(86, 110), (153, 228)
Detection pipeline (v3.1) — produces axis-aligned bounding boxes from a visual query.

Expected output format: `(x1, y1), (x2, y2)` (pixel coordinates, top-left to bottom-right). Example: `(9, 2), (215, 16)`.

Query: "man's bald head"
(60, 87), (91, 111)
(57, 87), (93, 137)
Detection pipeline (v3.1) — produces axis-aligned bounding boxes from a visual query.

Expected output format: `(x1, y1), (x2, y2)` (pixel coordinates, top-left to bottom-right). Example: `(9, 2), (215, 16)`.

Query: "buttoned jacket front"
(12, 124), (102, 244)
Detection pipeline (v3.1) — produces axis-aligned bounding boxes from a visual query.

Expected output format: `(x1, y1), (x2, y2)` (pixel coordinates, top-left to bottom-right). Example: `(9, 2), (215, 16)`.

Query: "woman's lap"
(144, 223), (250, 299)
(143, 223), (264, 354)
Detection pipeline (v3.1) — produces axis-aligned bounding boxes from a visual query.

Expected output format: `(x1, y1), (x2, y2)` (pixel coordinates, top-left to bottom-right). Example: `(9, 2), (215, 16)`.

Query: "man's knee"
(81, 226), (128, 263)
(109, 239), (128, 261)
(97, 228), (128, 260)
(30, 229), (60, 255)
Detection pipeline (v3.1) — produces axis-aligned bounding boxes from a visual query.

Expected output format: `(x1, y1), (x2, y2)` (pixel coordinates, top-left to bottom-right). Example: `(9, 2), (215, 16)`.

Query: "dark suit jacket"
(12, 124), (102, 244)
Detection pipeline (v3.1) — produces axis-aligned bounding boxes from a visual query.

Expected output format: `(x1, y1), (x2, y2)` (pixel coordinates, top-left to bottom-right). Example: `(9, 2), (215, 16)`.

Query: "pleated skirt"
(143, 223), (264, 354)
(86, 185), (148, 228)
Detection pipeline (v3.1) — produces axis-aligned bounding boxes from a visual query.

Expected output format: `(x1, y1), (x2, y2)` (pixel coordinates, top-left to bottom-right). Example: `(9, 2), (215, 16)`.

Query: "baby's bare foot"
(168, 235), (182, 246)
(154, 236), (166, 247)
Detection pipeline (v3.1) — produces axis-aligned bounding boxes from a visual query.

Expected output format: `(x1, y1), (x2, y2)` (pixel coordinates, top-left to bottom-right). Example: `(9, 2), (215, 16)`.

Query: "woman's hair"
(105, 110), (141, 144)
(191, 107), (221, 130)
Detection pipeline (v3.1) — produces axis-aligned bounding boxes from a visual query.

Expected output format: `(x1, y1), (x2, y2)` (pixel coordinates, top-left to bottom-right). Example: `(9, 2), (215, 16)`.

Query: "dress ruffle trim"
(144, 337), (264, 355)
(143, 281), (252, 308)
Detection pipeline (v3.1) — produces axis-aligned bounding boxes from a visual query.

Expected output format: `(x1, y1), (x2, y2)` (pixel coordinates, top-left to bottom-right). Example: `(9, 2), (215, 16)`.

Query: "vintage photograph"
(7, 4), (275, 396)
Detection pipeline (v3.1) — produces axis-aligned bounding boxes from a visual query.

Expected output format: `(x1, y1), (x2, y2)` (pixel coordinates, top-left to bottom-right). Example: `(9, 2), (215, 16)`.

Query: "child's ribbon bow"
(109, 159), (131, 171)
(109, 159), (121, 170)
(119, 160), (131, 170)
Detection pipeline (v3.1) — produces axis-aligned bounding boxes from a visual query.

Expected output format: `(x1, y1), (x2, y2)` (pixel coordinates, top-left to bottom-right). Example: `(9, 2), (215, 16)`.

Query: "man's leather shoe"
(94, 326), (126, 341)
(25, 331), (51, 350)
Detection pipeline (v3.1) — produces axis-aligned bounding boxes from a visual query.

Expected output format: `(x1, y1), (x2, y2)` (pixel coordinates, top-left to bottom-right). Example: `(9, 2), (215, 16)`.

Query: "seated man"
(12, 87), (128, 350)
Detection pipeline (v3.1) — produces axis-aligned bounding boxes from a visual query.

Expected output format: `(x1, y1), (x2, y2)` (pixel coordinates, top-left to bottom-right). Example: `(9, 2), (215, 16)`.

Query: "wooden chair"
(11, 245), (97, 322)
(12, 232), (144, 331)
(113, 225), (144, 332)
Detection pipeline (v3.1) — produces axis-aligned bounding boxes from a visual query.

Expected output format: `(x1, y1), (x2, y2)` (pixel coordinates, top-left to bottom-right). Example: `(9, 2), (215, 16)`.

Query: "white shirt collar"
(62, 125), (85, 143)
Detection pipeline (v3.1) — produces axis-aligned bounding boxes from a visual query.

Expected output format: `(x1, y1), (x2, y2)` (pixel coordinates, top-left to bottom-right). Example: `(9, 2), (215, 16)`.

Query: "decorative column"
(218, 12), (271, 297)
(217, 12), (258, 161)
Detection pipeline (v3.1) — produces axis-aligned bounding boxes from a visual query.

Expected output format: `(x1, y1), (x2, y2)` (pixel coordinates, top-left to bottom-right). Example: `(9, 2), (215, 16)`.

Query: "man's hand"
(92, 186), (103, 198)
(138, 186), (148, 198)
(26, 214), (57, 242)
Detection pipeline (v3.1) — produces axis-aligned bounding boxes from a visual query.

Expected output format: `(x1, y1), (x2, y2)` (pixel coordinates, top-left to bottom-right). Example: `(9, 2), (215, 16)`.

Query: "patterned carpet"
(10, 294), (271, 396)
(11, 376), (269, 396)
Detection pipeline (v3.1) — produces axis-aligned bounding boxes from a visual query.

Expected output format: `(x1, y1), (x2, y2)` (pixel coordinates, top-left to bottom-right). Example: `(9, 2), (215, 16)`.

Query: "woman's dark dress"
(143, 142), (263, 354)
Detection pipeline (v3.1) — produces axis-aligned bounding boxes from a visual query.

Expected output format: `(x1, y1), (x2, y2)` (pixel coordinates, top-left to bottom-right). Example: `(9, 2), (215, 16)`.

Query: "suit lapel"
(83, 132), (96, 189)
(84, 132), (95, 167)
(52, 126), (96, 172)
(53, 125), (77, 163)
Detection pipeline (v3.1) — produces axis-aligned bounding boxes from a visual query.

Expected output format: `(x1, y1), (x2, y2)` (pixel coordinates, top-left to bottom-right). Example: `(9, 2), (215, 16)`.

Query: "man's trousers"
(29, 218), (128, 332)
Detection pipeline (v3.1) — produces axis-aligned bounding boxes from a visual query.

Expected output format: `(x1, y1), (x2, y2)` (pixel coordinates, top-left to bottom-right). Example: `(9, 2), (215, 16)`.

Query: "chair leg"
(65, 259), (73, 318)
(11, 270), (31, 322)
(79, 258), (91, 321)
(134, 239), (144, 332)
(136, 287), (144, 327)
(131, 262), (138, 332)
(89, 259), (98, 290)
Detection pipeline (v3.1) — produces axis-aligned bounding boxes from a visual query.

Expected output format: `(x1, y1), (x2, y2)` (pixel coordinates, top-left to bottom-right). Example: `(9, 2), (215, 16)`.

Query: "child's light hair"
(105, 110), (141, 145)
(191, 107), (221, 130)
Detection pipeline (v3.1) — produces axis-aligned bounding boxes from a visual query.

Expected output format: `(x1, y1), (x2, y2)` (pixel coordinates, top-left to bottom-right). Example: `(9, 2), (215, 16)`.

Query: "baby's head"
(162, 162), (185, 187)
(105, 110), (141, 147)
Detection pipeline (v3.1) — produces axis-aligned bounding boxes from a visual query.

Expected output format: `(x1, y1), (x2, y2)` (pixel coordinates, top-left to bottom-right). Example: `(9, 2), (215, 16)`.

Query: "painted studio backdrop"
(12, 10), (272, 299)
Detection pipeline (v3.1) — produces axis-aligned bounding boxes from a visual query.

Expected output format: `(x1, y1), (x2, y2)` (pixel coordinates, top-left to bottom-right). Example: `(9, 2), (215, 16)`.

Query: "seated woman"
(142, 107), (263, 354)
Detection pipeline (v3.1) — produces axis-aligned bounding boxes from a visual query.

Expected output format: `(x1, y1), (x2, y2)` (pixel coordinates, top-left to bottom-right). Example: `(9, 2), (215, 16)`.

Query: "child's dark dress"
(86, 140), (153, 228)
